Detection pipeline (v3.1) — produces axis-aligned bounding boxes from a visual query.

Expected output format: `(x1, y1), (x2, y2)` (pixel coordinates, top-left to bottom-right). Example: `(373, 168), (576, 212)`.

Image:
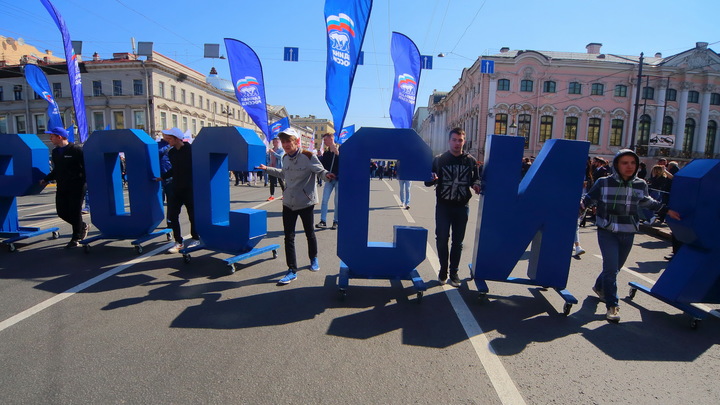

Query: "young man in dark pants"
(156, 127), (199, 253)
(258, 128), (336, 284)
(40, 127), (90, 249)
(425, 128), (481, 287)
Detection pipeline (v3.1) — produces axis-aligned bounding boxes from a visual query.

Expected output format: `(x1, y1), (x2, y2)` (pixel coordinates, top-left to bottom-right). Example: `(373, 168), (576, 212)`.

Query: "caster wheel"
(8, 243), (17, 253)
(134, 245), (143, 254)
(416, 291), (424, 303)
(690, 318), (701, 330)
(627, 288), (637, 300)
(563, 303), (572, 316)
(227, 263), (236, 274)
(183, 254), (191, 263)
(84, 244), (91, 254)
(272, 250), (278, 259)
(338, 289), (347, 301)
(166, 233), (172, 241)
(51, 231), (60, 239)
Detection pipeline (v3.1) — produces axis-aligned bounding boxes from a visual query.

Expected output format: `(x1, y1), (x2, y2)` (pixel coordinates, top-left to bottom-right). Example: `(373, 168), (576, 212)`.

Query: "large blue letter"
(1, 134), (49, 233)
(651, 159), (720, 303)
(191, 126), (266, 253)
(472, 136), (589, 289)
(337, 128), (432, 276)
(84, 129), (164, 237)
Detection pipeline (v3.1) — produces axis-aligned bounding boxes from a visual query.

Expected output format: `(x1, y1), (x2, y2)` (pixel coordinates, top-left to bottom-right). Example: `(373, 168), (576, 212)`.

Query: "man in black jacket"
(40, 127), (89, 249)
(425, 128), (481, 287)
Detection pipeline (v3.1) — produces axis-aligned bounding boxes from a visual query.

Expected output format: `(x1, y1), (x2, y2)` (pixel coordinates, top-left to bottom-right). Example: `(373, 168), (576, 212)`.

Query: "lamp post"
(507, 103), (530, 148)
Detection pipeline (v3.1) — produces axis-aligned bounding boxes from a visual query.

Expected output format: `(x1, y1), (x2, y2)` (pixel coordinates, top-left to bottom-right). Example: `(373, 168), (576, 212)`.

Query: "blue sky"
(2, 0), (717, 129)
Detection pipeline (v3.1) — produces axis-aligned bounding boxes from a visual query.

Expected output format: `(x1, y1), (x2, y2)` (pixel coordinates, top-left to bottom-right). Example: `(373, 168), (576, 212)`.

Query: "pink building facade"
(417, 42), (720, 164)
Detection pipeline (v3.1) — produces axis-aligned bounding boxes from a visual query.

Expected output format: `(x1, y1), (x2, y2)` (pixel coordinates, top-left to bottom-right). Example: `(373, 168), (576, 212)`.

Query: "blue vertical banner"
(337, 124), (354, 144)
(224, 38), (270, 140)
(324, 0), (372, 136)
(269, 117), (290, 140)
(389, 32), (421, 129)
(40, 0), (88, 143)
(23, 64), (64, 131)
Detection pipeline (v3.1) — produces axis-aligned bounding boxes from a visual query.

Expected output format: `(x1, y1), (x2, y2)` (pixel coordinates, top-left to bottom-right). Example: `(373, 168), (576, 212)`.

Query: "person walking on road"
(40, 126), (90, 249)
(317, 133), (339, 229)
(582, 149), (680, 323)
(266, 137), (285, 201)
(424, 127), (481, 287)
(258, 128), (336, 285)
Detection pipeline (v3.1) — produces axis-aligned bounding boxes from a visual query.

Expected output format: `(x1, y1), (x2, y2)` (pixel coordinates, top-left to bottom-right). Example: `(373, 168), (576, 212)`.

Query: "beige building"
(288, 114), (335, 151)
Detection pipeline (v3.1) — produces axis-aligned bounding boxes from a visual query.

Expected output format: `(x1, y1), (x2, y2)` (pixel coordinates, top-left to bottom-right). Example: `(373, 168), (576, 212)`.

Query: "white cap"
(161, 127), (184, 140)
(278, 127), (299, 139)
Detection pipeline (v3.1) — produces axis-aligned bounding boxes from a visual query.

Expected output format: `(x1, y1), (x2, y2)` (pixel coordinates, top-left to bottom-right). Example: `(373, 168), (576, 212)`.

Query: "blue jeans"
(320, 179), (338, 223)
(435, 202), (469, 272)
(399, 180), (411, 206)
(595, 228), (634, 308)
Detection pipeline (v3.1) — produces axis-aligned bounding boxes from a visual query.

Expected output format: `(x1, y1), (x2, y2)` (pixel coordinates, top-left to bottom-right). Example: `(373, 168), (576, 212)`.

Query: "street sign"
(284, 47), (299, 62)
(481, 60), (495, 74)
(421, 55), (433, 70)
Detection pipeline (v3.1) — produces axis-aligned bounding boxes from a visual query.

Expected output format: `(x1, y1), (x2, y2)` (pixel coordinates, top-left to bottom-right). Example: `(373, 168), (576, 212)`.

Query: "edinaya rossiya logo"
(397, 73), (417, 103)
(235, 76), (261, 106)
(327, 13), (355, 67)
(271, 122), (283, 134)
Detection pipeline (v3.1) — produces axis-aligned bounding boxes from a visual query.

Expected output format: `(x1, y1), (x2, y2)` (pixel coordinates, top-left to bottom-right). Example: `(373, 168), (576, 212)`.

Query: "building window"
(206, 99), (210, 110)
(182, 116), (188, 132)
(199, 96), (203, 109)
(170, 85), (176, 101)
(518, 114), (531, 148)
(539, 116), (553, 142)
(564, 117), (578, 139)
(52, 83), (62, 98)
(213, 102), (217, 113)
(33, 114), (47, 134)
(171, 114), (178, 128)
(642, 86), (654, 100)
(14, 85), (23, 100)
(113, 111), (125, 129)
(610, 119), (624, 146)
(200, 120), (205, 128)
(93, 111), (105, 131)
(666, 88), (677, 101)
(497, 79), (510, 91)
(568, 82), (581, 95)
(190, 92), (195, 107)
(158, 81), (165, 98)
(614, 85), (627, 97)
(683, 118), (695, 152)
(688, 91), (700, 103)
(134, 111), (146, 130)
(91, 80), (102, 97)
(706, 120), (717, 156)
(113, 80), (123, 96)
(662, 116), (673, 135)
(494, 113), (508, 135)
(591, 83), (604, 96)
(638, 114), (651, 146)
(133, 79), (144, 96)
(543, 81), (556, 93)
(192, 119), (197, 134)
(160, 112), (167, 129)
(181, 89), (186, 104)
(35, 91), (43, 100)
(588, 118), (601, 144)
(15, 115), (27, 133)
(0, 115), (7, 133)
(520, 80), (533, 92)
(711, 93), (720, 106)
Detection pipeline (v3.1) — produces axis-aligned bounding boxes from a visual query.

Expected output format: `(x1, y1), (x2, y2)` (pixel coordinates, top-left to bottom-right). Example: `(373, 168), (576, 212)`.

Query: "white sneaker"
(606, 306), (620, 323)
(167, 243), (183, 254)
(573, 245), (586, 256)
(185, 239), (201, 249)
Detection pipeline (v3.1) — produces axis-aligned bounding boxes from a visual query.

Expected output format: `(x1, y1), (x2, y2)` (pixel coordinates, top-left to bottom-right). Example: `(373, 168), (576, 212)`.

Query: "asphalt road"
(1, 178), (719, 404)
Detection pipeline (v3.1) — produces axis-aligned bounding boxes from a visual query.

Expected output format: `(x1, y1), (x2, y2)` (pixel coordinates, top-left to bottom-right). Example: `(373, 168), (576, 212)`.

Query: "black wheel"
(563, 303), (572, 316)
(8, 243), (16, 253)
(183, 254), (191, 263)
(416, 291), (424, 303)
(627, 288), (637, 300)
(338, 289), (347, 301)
(690, 318), (701, 330)
(135, 245), (143, 254)
(227, 263), (236, 274)
(272, 250), (278, 259)
(84, 244), (91, 254)
(51, 231), (60, 239)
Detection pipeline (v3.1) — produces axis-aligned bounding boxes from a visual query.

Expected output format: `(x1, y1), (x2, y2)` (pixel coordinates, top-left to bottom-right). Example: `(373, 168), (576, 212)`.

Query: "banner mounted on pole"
(337, 124), (355, 144)
(389, 32), (421, 129)
(269, 117), (290, 140)
(40, 0), (88, 143)
(24, 64), (64, 132)
(324, 0), (372, 136)
(224, 38), (270, 141)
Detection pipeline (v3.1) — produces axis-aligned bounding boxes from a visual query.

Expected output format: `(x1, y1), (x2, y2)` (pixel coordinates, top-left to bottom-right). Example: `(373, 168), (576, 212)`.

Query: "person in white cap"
(40, 126), (90, 248)
(258, 128), (336, 284)
(155, 127), (200, 253)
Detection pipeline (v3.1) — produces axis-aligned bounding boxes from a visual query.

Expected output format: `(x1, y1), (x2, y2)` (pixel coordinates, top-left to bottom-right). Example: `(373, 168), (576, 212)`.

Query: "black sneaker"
(331, 221), (338, 230)
(316, 221), (327, 228)
(80, 223), (90, 240)
(65, 239), (80, 249)
(438, 269), (448, 285)
(448, 271), (461, 288)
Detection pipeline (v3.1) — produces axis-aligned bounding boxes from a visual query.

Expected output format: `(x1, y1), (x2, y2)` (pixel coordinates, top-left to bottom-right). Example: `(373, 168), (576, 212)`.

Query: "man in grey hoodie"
(259, 128), (337, 284)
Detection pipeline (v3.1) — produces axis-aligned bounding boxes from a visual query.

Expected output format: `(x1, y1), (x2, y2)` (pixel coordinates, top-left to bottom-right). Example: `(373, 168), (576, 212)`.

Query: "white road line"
(392, 195), (415, 223)
(413, 184), (428, 192)
(381, 179), (394, 192)
(17, 203), (55, 213)
(591, 254), (720, 319)
(426, 243), (526, 405)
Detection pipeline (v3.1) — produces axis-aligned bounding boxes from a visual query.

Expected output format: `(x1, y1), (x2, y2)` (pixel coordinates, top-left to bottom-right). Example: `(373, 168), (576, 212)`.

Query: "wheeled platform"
(79, 228), (173, 254)
(1, 226), (60, 252)
(337, 260), (427, 302)
(180, 243), (280, 274)
(627, 281), (706, 329)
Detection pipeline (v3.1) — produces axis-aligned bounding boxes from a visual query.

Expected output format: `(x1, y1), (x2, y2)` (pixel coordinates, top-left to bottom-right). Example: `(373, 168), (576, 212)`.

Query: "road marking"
(392, 195), (415, 223)
(381, 179), (394, 192)
(413, 184), (428, 193)
(17, 203), (55, 213)
(592, 254), (720, 319)
(426, 243), (526, 405)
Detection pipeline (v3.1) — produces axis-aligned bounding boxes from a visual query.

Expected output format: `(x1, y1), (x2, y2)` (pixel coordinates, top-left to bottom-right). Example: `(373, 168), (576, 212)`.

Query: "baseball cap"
(277, 128), (299, 140)
(161, 127), (185, 140)
(45, 126), (69, 138)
